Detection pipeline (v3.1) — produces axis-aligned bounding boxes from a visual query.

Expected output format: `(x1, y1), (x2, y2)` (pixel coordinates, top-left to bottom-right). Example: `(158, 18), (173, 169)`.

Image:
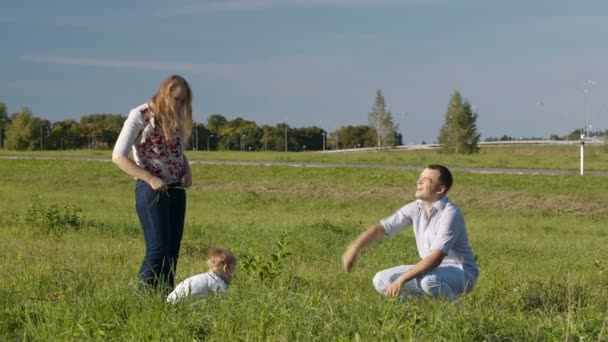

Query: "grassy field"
(1, 148), (607, 340)
(1, 143), (608, 171)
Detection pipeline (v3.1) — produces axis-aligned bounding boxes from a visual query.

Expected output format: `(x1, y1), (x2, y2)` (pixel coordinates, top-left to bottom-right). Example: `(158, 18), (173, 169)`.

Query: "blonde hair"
(148, 74), (193, 142)
(206, 247), (237, 272)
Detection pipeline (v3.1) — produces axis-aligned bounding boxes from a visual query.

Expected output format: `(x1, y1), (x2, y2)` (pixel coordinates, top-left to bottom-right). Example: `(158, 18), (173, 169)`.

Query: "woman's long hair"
(148, 75), (193, 142)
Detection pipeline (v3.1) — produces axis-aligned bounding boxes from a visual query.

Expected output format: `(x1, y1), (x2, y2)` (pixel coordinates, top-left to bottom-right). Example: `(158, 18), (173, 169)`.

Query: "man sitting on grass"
(342, 164), (478, 300)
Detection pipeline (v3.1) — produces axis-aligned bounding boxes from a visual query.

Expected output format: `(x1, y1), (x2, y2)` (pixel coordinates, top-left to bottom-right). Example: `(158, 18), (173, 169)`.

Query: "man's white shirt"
(380, 196), (479, 279)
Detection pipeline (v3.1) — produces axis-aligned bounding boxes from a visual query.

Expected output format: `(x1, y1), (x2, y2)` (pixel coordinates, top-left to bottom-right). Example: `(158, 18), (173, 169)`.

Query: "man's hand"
(384, 279), (404, 298)
(342, 224), (386, 272)
(342, 245), (359, 272)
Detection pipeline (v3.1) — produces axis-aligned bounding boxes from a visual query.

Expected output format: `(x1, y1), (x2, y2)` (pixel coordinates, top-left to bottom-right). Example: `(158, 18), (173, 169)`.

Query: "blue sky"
(1, 0), (607, 144)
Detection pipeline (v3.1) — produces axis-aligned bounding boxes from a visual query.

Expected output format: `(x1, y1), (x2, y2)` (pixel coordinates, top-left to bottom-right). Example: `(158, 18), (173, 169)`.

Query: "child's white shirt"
(166, 271), (227, 303)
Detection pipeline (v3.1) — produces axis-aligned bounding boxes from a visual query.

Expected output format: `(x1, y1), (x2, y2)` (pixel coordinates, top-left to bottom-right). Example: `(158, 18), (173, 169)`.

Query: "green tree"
(206, 114), (228, 136)
(276, 123), (292, 152)
(189, 122), (211, 151)
(332, 125), (376, 149)
(259, 125), (275, 151)
(368, 89), (398, 148)
(48, 120), (84, 150)
(438, 91), (481, 154)
(566, 128), (584, 141)
(5, 107), (50, 150)
(289, 126), (325, 151)
(0, 101), (9, 148)
(80, 114), (125, 149)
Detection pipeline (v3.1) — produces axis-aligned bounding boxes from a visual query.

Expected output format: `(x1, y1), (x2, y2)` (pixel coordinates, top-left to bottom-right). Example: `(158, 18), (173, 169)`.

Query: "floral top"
(113, 103), (186, 185)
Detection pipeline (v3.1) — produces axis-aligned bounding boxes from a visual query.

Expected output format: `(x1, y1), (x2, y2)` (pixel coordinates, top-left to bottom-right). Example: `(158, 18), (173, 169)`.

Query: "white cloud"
(19, 53), (350, 97)
(20, 54), (242, 78)
(150, 0), (452, 16)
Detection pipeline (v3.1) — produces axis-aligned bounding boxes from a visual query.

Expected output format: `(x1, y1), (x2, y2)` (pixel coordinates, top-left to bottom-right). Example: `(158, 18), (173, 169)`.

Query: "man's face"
(414, 168), (445, 202)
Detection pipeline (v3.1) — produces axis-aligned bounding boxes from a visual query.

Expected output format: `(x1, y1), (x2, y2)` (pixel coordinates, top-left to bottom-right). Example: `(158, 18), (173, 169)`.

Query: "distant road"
(1, 155), (607, 176)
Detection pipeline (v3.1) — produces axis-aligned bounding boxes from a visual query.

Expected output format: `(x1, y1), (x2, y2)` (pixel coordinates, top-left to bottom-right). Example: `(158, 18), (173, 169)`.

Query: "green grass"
(1, 154), (608, 340)
(2, 143), (608, 171)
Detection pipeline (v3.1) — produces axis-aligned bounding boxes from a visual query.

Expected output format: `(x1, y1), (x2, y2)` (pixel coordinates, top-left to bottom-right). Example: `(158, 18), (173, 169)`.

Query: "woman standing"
(112, 75), (193, 291)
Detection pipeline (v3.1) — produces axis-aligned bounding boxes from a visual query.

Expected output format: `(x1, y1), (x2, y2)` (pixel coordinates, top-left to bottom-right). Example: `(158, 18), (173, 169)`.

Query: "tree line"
(0, 89), (492, 154)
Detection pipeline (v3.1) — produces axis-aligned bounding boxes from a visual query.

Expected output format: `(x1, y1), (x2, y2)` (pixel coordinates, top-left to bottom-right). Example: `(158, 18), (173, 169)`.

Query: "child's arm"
(167, 281), (189, 303)
(166, 274), (210, 303)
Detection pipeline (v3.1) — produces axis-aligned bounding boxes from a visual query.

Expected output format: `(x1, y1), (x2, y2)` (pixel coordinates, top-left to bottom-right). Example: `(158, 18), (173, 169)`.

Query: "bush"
(25, 194), (83, 237)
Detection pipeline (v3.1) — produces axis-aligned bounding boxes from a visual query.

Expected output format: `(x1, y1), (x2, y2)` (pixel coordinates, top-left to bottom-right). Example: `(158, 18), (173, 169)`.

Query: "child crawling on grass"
(167, 247), (236, 303)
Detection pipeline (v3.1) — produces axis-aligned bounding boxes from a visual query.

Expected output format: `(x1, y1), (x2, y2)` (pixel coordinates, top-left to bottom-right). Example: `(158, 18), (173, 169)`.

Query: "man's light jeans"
(372, 264), (476, 300)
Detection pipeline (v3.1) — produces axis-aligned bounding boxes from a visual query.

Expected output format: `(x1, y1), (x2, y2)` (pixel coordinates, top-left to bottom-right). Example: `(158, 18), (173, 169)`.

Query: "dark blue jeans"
(135, 180), (186, 290)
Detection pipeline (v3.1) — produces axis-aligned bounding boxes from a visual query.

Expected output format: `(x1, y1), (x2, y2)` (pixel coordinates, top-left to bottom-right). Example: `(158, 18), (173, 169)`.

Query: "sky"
(1, 0), (608, 144)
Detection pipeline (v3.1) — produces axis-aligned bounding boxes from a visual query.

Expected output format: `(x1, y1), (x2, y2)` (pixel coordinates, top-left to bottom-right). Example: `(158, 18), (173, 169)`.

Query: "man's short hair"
(427, 164), (453, 192)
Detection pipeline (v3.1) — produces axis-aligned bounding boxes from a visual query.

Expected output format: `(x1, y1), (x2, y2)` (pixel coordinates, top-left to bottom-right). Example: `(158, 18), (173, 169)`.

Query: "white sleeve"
(380, 202), (417, 236)
(166, 274), (211, 303)
(167, 282), (184, 303)
(112, 108), (144, 159)
(166, 281), (188, 303)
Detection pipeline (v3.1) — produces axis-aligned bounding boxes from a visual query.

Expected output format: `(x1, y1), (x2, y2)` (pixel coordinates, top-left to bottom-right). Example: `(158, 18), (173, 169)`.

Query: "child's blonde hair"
(206, 247), (237, 273)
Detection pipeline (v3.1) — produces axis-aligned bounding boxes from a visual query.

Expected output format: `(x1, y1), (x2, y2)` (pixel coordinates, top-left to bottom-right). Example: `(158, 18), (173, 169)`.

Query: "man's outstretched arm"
(342, 223), (386, 272)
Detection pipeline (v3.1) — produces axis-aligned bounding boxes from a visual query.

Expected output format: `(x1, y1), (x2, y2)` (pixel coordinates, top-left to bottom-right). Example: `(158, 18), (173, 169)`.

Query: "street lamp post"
(207, 134), (214, 152)
(322, 132), (326, 151)
(584, 80), (597, 126)
(241, 134), (246, 152)
(195, 126), (199, 151)
(336, 131), (339, 150)
(284, 126), (288, 152)
(580, 80), (597, 175)
(580, 128), (585, 176)
(192, 123), (196, 151)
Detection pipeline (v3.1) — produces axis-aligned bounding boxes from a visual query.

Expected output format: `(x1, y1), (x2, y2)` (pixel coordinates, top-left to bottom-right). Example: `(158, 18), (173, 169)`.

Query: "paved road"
(1, 155), (606, 176)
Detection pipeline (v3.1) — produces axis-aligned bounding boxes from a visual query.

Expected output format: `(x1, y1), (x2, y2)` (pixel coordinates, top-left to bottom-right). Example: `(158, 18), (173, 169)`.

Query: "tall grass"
(1, 155), (607, 340)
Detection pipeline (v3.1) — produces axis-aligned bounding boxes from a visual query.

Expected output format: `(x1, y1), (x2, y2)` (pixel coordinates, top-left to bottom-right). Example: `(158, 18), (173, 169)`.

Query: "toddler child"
(167, 247), (236, 303)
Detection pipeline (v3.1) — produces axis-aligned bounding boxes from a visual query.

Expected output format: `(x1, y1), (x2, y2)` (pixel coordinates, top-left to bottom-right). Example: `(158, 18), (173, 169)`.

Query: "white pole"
(322, 132), (326, 151)
(580, 132), (585, 175)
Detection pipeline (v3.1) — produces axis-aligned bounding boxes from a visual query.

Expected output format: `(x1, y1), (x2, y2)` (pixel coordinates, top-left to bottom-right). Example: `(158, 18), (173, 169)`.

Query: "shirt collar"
(416, 196), (449, 212)
(209, 271), (227, 287)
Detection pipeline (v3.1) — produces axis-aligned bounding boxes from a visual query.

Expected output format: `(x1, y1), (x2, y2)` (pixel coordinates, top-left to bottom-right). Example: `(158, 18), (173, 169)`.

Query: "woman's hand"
(182, 155), (192, 188)
(148, 176), (167, 192)
(182, 170), (192, 188)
